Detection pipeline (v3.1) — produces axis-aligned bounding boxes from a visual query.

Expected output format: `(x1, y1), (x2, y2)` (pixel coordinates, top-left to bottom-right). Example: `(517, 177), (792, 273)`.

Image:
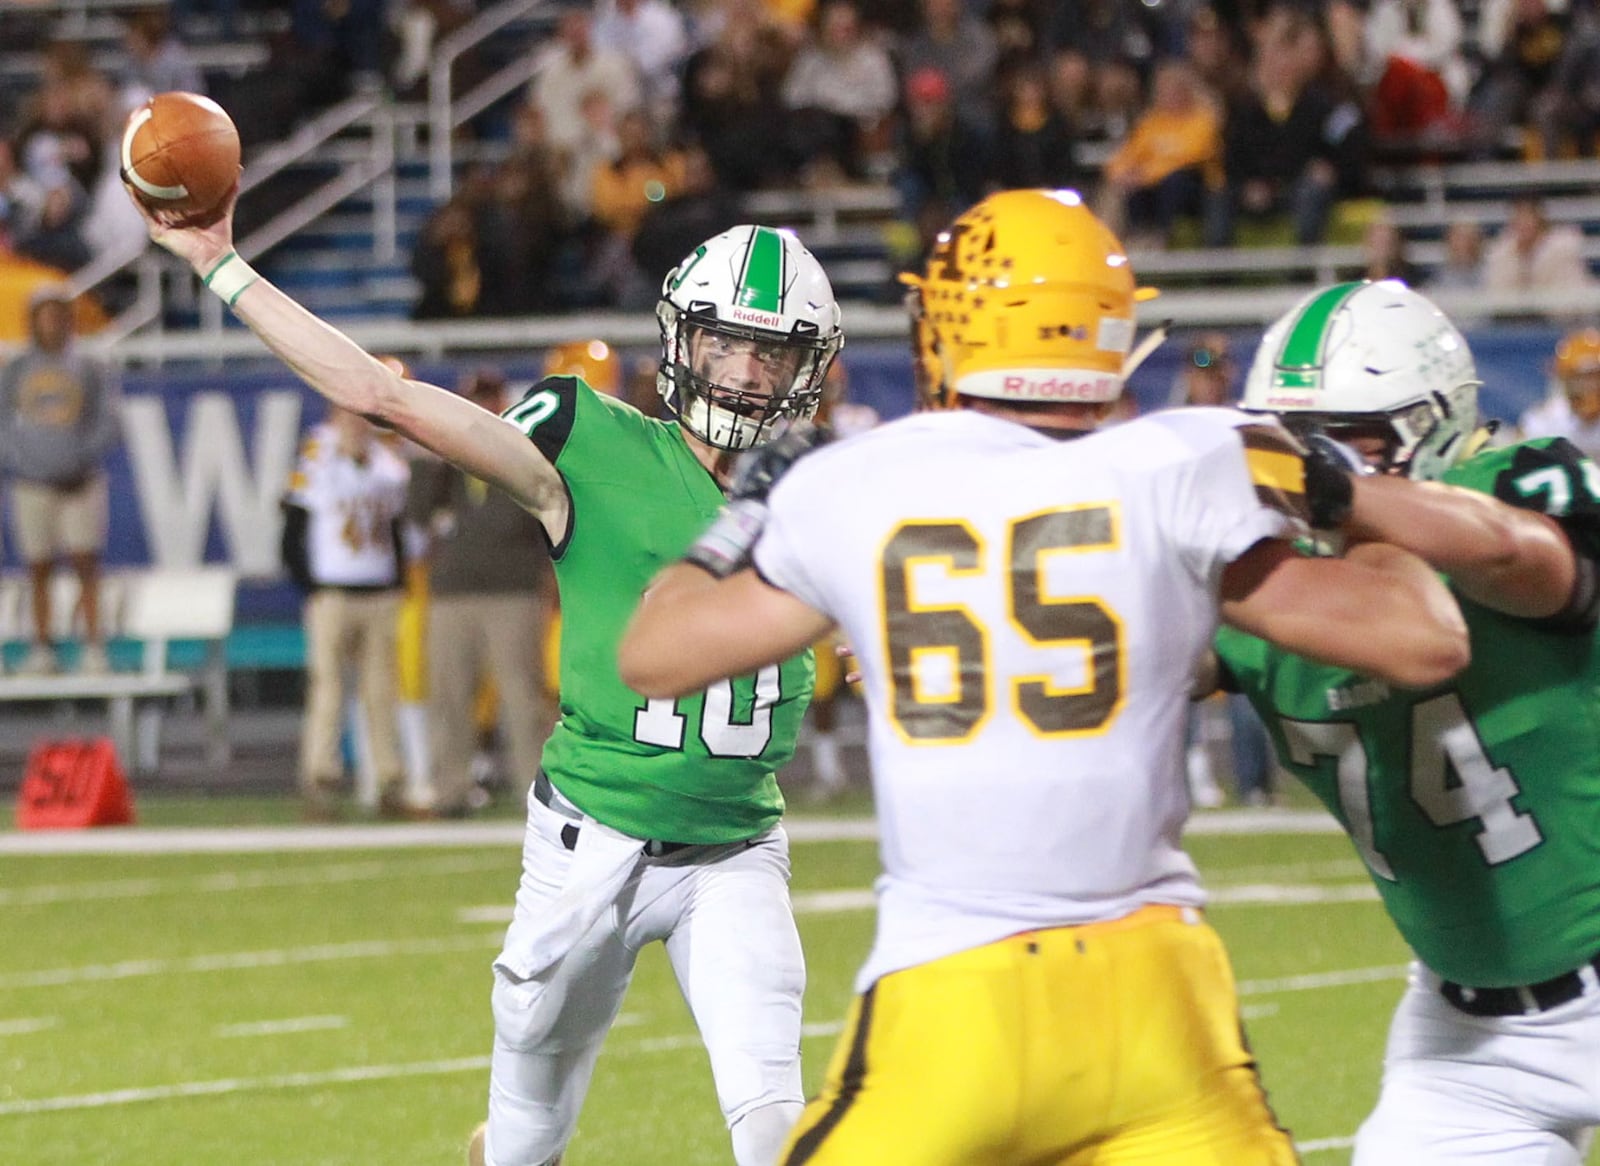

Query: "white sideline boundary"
(0, 807), (1339, 856)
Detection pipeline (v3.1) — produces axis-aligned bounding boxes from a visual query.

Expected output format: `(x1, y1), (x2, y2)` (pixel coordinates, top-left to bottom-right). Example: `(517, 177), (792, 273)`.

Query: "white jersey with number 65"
(754, 406), (1299, 988)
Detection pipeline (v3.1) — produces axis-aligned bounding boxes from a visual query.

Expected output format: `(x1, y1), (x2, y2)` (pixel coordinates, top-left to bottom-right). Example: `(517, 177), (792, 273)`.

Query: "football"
(120, 91), (241, 226)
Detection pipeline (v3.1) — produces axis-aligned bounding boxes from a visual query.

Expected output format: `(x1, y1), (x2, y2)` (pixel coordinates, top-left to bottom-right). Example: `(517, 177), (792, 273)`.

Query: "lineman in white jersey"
(621, 189), (1470, 1164)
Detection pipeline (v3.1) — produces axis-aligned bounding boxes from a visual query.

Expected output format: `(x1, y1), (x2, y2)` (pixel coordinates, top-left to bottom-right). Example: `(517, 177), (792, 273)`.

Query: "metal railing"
(426, 0), (550, 202)
(86, 92), (394, 344)
(78, 283), (1600, 368)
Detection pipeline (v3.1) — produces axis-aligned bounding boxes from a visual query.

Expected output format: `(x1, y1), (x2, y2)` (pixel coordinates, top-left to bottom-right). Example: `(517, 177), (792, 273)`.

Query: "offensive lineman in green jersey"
(1216, 280), (1600, 1164)
(126, 183), (842, 1166)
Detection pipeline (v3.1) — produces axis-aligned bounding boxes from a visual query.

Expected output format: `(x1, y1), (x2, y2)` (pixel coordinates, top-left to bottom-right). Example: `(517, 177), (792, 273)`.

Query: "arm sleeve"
(501, 375), (580, 465)
(1483, 437), (1600, 632)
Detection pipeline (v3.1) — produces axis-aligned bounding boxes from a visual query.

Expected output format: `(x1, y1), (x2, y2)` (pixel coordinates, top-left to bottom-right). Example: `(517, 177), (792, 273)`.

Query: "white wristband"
(202, 251), (259, 307)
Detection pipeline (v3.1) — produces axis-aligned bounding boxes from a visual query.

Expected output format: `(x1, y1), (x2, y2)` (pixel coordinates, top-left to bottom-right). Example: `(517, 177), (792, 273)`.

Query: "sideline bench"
(0, 567), (237, 774)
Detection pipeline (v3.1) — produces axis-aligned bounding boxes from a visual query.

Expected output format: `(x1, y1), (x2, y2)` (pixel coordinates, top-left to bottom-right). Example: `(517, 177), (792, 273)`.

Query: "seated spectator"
(476, 147), (568, 316)
(593, 0), (689, 133)
(1427, 218), (1485, 291)
(681, 0), (796, 188)
(1204, 5), (1366, 247)
(1532, 13), (1600, 160)
(1184, 6), (1249, 106)
(590, 112), (686, 241)
(14, 184), (88, 274)
(1099, 59), (1219, 248)
(1471, 0), (1572, 159)
(411, 190), (483, 319)
(990, 62), (1077, 193)
(632, 145), (742, 289)
(1519, 327), (1600, 458)
(782, 0), (898, 182)
(559, 89), (622, 219)
(586, 111), (687, 306)
(1482, 196), (1594, 304)
(119, 5), (206, 108)
(290, 0), (386, 92)
(986, 0), (1048, 75)
(0, 138), (48, 253)
(1359, 213), (1422, 284)
(16, 65), (107, 213)
(529, 9), (642, 154)
(893, 68), (989, 224)
(897, 0), (1000, 132)
(1046, 0), (1162, 107)
(1363, 0), (1469, 142)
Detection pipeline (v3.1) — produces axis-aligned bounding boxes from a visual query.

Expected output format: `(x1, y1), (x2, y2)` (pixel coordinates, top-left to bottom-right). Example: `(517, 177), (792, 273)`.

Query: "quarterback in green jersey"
(129, 187), (842, 1166)
(1217, 280), (1600, 1164)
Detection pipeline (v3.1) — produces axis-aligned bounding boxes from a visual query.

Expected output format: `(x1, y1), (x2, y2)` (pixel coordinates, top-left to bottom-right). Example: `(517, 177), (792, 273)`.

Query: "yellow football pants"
(783, 905), (1297, 1165)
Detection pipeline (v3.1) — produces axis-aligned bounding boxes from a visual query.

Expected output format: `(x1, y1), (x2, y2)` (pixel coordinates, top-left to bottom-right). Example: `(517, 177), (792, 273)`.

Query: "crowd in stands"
(6, 0), (1600, 323)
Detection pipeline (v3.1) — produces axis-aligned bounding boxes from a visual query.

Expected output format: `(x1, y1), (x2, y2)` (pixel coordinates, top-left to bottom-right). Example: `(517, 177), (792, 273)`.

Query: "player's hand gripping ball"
(120, 91), (241, 227)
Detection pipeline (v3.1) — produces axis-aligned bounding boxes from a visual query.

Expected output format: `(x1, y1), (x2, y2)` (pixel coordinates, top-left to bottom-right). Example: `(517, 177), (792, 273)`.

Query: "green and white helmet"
(657, 225), (844, 451)
(1242, 280), (1481, 480)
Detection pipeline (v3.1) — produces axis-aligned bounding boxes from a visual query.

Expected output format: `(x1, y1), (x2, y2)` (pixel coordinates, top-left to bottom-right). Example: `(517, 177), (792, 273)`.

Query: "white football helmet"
(657, 225), (844, 451)
(1242, 280), (1481, 480)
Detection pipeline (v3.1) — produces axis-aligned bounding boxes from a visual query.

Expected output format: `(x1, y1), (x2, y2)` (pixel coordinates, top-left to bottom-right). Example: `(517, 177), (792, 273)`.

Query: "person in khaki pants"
(407, 368), (557, 816)
(281, 406), (410, 820)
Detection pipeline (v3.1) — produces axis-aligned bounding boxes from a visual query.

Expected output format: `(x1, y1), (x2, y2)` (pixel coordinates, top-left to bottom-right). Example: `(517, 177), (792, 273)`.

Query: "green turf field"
(2, 801), (1595, 1165)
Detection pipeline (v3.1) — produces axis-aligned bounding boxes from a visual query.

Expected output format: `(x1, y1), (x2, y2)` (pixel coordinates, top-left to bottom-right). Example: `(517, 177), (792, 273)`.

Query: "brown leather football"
(120, 91), (241, 227)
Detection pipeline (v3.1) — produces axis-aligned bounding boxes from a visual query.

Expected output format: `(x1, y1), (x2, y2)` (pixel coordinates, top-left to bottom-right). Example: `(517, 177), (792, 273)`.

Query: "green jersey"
(1217, 437), (1600, 988)
(504, 376), (814, 844)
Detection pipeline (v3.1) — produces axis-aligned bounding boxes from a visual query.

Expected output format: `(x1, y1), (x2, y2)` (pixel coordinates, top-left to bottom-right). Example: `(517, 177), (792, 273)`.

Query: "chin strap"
(1460, 422), (1500, 461)
(1122, 318), (1172, 380)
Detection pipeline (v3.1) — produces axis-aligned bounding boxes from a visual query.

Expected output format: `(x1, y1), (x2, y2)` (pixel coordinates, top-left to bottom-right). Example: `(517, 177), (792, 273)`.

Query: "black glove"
(726, 421), (833, 503)
(1301, 431), (1371, 528)
(683, 421), (833, 578)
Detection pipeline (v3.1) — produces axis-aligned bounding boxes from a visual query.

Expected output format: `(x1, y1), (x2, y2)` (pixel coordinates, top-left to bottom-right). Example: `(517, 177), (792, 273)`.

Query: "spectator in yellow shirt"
(1098, 60), (1220, 248)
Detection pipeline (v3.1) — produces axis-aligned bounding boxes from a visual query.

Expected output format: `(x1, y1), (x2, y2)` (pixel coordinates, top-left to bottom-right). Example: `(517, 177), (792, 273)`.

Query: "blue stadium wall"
(28, 324), (1567, 624)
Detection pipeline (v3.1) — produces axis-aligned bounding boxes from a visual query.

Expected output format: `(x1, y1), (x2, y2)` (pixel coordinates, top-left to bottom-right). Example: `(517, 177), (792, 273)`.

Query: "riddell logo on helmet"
(730, 306), (785, 328)
(1264, 392), (1318, 407)
(1001, 375), (1115, 399)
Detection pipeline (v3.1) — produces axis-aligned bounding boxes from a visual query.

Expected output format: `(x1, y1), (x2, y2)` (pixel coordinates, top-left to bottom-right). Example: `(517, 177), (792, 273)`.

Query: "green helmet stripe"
(669, 244), (708, 292)
(736, 227), (786, 314)
(1275, 282), (1363, 389)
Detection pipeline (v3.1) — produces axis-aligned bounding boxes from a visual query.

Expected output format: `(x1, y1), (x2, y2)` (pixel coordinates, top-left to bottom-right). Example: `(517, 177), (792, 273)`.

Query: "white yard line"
(0, 935), (500, 990)
(1297, 1135), (1356, 1154)
(215, 1016), (349, 1039)
(0, 808), (1340, 856)
(0, 854), (513, 908)
(0, 1014), (1357, 1158)
(0, 1022), (848, 1117)
(8, 882), (1391, 991)
(1238, 964), (1410, 996)
(0, 1017), (58, 1036)
(1210, 882), (1379, 906)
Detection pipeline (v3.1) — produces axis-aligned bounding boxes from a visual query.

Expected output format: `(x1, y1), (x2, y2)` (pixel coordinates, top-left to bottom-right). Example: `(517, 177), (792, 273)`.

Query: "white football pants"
(482, 787), (806, 1166)
(1354, 962), (1600, 1165)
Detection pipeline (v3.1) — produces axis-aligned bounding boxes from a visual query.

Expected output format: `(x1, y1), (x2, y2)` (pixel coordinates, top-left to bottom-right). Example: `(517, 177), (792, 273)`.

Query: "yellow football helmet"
(1556, 328), (1600, 383)
(544, 339), (621, 396)
(902, 189), (1153, 409)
